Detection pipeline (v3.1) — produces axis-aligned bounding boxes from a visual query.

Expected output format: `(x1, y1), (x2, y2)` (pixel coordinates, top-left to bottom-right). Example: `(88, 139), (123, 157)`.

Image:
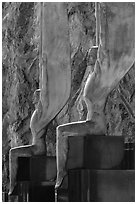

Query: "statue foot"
(55, 171), (67, 189)
(8, 182), (17, 196)
(8, 191), (12, 196)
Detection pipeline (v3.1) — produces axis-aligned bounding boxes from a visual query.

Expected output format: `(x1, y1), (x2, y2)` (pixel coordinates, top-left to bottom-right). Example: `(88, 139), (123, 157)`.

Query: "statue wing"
(38, 3), (71, 131)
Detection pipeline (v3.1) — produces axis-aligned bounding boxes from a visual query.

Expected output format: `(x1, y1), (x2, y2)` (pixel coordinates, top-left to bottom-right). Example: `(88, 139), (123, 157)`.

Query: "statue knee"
(9, 148), (18, 159)
(57, 125), (67, 141)
(57, 125), (63, 138)
(9, 148), (13, 158)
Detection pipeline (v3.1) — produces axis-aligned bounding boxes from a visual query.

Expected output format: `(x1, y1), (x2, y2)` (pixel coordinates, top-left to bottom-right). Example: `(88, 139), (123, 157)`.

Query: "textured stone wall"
(2, 2), (39, 192)
(2, 2), (135, 193)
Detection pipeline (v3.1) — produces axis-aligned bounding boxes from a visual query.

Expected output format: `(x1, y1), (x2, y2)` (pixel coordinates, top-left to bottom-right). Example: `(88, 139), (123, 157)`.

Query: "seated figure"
(9, 2), (71, 195)
(56, 2), (135, 188)
(9, 88), (46, 195)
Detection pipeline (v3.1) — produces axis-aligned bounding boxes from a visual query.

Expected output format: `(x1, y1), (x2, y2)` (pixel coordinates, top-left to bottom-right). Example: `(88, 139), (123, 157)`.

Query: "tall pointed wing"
(85, 3), (135, 104)
(38, 3), (71, 131)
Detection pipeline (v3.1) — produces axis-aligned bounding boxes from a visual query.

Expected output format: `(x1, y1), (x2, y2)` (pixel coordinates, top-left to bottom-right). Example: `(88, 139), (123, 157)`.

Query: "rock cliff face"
(2, 2), (134, 192)
(2, 2), (39, 191)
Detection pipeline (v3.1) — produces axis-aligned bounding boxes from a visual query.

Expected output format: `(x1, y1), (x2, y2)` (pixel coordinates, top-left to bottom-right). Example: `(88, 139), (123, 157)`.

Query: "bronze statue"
(56, 2), (135, 188)
(9, 2), (71, 195)
(9, 2), (135, 195)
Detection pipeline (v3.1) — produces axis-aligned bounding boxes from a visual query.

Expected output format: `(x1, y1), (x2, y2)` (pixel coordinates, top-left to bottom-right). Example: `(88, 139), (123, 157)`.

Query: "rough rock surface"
(2, 2), (135, 193)
(2, 2), (39, 192)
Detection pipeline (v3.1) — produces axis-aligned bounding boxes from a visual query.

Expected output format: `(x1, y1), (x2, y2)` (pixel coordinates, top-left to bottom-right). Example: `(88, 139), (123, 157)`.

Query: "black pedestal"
(68, 169), (135, 202)
(29, 182), (55, 202)
(12, 156), (56, 202)
(57, 135), (135, 202)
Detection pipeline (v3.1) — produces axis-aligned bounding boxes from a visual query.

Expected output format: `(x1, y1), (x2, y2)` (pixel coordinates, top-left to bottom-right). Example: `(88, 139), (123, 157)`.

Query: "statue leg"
(56, 120), (104, 189)
(56, 127), (68, 189)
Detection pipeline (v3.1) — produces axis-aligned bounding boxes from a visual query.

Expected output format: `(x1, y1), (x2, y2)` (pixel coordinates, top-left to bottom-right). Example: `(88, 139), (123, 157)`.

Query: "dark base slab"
(67, 135), (124, 169)
(29, 182), (55, 202)
(17, 155), (56, 182)
(10, 156), (56, 201)
(68, 169), (135, 202)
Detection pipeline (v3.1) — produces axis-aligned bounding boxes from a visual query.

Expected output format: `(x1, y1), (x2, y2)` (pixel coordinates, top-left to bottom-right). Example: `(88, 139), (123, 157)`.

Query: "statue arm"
(30, 101), (43, 134)
(41, 53), (48, 91)
(40, 53), (49, 111)
(37, 101), (43, 119)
